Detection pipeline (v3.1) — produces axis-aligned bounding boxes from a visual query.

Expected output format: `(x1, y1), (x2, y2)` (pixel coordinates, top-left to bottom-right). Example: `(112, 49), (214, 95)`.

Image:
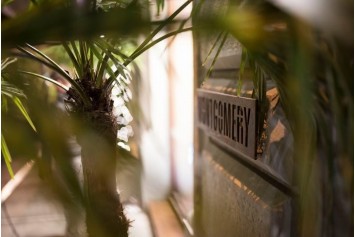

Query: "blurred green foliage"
(1, 0), (353, 236)
(194, 0), (353, 235)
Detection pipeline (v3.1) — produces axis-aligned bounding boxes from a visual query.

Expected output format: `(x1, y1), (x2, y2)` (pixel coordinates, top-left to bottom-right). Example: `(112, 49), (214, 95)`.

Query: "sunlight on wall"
(168, 0), (194, 224)
(140, 31), (171, 206)
(169, 30), (194, 204)
(139, 1), (194, 215)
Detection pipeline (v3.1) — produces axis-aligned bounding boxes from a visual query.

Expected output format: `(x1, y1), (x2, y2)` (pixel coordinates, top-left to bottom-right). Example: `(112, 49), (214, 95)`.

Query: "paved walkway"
(1, 161), (153, 237)
(2, 162), (66, 237)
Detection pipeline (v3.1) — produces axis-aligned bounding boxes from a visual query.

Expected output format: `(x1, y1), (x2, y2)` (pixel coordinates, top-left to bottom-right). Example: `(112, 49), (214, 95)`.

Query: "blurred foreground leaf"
(2, 1), (149, 48)
(1, 135), (15, 178)
(12, 96), (37, 132)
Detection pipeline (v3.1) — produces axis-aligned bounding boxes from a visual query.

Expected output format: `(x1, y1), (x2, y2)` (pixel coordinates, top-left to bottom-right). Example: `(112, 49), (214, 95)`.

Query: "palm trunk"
(78, 114), (129, 237)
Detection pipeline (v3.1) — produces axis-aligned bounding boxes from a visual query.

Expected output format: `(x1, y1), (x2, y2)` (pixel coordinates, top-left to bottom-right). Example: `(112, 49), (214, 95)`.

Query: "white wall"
(139, 31), (172, 207)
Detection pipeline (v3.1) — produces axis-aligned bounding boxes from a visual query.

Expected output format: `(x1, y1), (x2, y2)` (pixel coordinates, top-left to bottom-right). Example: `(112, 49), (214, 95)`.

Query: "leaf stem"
(124, 27), (193, 66)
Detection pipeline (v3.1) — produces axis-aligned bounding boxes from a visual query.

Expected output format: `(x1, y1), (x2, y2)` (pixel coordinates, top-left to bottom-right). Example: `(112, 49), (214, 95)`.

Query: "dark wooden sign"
(197, 89), (256, 159)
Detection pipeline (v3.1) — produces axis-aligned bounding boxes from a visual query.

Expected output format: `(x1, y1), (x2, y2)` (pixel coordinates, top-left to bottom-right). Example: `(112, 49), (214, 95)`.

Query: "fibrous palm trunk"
(77, 112), (129, 237)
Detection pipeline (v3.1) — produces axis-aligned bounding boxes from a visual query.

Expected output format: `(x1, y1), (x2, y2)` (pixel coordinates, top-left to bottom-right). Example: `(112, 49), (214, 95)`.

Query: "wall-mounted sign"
(197, 89), (256, 159)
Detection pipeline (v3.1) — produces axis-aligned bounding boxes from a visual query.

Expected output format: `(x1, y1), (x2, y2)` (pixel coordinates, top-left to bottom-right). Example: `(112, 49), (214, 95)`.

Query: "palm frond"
(163, 0), (204, 51)
(1, 61), (36, 132)
(62, 42), (82, 78)
(86, 42), (105, 73)
(79, 41), (88, 68)
(237, 46), (248, 96)
(2, 1), (148, 48)
(96, 53), (110, 87)
(1, 80), (26, 98)
(86, 42), (117, 87)
(202, 31), (224, 67)
(12, 96), (37, 132)
(205, 32), (228, 79)
(106, 59), (130, 92)
(156, 0), (165, 15)
(1, 135), (14, 178)
(124, 26), (193, 66)
(1, 57), (17, 69)
(1, 65), (37, 178)
(125, 0), (193, 65)
(18, 70), (70, 92)
(69, 41), (83, 75)
(94, 39), (129, 60)
(17, 44), (90, 105)
(89, 42), (130, 89)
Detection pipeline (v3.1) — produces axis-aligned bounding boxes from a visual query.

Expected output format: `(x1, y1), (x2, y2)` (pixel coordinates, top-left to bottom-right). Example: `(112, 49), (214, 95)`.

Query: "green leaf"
(205, 32), (228, 79)
(24, 43), (75, 82)
(89, 46), (94, 72)
(1, 135), (15, 179)
(62, 42), (81, 78)
(12, 96), (37, 132)
(1, 80), (27, 98)
(79, 41), (88, 67)
(162, 0), (204, 52)
(126, 0), (193, 66)
(18, 70), (69, 93)
(156, 0), (165, 15)
(70, 41), (83, 76)
(202, 31), (224, 66)
(1, 0), (14, 7)
(86, 42), (116, 85)
(125, 26), (193, 66)
(17, 45), (90, 106)
(106, 59), (129, 91)
(2, 96), (8, 112)
(96, 53), (110, 86)
(94, 39), (129, 60)
(238, 46), (248, 96)
(2, 3), (148, 48)
(1, 57), (17, 69)
(94, 43), (129, 89)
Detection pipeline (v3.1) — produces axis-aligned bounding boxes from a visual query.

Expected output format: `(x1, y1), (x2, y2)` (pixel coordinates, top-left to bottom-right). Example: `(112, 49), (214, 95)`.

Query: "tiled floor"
(1, 161), (153, 237)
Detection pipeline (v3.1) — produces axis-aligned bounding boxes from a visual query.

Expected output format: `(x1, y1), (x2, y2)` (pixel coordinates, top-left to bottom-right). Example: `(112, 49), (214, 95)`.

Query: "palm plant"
(2, 0), (195, 236)
(5, 40), (133, 236)
(22, 41), (134, 237)
(3, 0), (352, 236)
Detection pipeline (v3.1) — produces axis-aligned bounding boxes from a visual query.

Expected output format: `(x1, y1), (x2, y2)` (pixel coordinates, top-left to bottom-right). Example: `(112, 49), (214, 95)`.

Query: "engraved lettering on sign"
(197, 89), (256, 159)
